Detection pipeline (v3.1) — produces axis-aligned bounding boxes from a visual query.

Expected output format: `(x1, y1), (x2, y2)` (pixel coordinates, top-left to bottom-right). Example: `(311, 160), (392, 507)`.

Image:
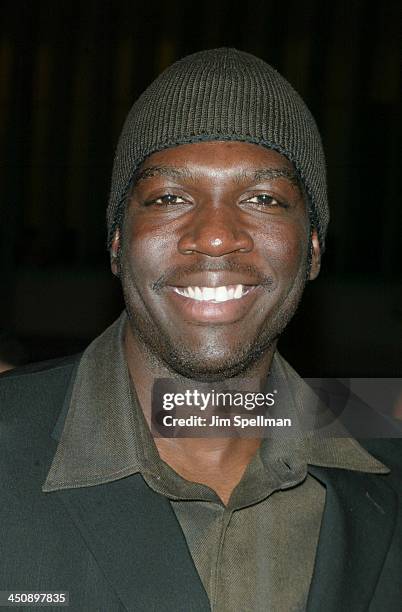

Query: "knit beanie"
(107, 48), (329, 249)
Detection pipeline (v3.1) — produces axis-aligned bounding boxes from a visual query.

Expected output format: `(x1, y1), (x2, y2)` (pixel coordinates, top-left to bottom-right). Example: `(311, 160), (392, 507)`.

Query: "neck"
(124, 319), (277, 504)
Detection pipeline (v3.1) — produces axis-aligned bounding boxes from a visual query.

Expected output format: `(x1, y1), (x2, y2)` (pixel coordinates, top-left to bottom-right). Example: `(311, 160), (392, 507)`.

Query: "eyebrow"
(132, 164), (301, 190)
(134, 165), (195, 184)
(235, 167), (300, 188)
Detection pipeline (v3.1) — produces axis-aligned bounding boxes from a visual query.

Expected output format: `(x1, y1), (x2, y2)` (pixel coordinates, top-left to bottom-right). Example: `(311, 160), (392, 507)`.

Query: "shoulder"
(0, 354), (82, 495)
(0, 354), (81, 432)
(0, 353), (80, 382)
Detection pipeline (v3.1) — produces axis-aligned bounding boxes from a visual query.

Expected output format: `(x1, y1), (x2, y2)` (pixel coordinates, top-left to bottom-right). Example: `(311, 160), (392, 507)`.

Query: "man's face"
(112, 141), (320, 381)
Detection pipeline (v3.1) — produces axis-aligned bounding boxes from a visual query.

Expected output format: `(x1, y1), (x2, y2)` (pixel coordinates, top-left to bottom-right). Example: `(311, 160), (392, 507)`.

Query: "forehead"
(137, 141), (297, 179)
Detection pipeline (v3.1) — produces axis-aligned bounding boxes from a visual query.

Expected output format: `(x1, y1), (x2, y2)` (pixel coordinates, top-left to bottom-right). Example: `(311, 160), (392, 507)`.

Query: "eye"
(242, 194), (289, 209)
(145, 193), (187, 206)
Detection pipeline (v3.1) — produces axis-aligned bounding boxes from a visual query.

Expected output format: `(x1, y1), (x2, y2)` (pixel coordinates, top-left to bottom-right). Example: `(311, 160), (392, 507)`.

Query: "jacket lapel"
(306, 466), (397, 612)
(53, 475), (210, 612)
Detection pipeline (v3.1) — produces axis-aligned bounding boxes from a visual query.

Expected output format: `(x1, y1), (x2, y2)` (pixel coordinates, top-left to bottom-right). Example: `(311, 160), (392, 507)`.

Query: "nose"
(177, 203), (254, 256)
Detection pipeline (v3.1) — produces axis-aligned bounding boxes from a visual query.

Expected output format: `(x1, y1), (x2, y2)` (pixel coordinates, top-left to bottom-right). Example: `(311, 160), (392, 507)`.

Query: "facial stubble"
(118, 238), (311, 382)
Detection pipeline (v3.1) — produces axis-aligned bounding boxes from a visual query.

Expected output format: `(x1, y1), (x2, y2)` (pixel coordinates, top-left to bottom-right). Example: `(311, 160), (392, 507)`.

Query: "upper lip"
(164, 272), (262, 288)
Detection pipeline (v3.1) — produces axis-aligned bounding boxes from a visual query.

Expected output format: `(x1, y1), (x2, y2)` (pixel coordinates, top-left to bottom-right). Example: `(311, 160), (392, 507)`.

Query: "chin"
(163, 359), (249, 382)
(159, 339), (272, 382)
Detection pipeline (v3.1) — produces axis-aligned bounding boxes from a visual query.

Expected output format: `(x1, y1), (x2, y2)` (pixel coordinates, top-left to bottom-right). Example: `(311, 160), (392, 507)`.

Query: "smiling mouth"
(172, 284), (255, 302)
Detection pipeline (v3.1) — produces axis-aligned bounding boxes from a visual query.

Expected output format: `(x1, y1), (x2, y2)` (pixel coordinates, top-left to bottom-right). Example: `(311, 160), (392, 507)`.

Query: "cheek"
(260, 222), (308, 275)
(122, 215), (175, 281)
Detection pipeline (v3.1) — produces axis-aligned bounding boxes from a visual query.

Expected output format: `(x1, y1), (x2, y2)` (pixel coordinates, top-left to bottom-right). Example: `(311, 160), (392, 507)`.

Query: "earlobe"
(110, 229), (121, 277)
(309, 229), (321, 281)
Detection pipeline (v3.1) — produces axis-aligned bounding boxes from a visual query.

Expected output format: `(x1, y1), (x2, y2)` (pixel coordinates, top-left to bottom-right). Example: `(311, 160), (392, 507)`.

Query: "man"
(1, 48), (401, 612)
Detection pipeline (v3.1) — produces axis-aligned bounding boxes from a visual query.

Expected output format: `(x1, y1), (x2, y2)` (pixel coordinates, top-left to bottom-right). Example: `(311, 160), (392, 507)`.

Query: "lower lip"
(164, 286), (262, 324)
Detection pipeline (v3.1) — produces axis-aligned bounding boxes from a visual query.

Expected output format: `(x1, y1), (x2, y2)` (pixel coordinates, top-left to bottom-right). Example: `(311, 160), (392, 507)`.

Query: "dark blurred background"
(0, 0), (400, 376)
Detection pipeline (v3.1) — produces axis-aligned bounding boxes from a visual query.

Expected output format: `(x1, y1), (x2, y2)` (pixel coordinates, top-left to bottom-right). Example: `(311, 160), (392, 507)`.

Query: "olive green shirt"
(43, 314), (388, 611)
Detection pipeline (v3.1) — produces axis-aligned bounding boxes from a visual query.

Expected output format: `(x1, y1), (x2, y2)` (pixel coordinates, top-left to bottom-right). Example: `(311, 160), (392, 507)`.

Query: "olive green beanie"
(107, 47), (329, 249)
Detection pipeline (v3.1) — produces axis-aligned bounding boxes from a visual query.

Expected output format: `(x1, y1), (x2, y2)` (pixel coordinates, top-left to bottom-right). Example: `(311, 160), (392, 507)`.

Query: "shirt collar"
(42, 312), (388, 493)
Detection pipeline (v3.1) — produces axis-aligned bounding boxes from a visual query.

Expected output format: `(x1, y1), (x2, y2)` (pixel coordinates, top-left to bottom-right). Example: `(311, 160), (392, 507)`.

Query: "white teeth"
(173, 284), (251, 302)
(194, 287), (203, 300)
(202, 287), (215, 301)
(215, 286), (229, 302)
(234, 284), (243, 299)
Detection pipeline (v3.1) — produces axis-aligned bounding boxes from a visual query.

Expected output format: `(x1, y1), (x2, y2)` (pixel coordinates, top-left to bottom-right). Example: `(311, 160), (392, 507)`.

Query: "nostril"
(177, 221), (254, 257)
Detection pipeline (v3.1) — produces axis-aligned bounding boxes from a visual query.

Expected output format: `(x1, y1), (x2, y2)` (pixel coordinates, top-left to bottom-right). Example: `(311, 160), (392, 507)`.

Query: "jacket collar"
(306, 464), (397, 612)
(54, 474), (211, 612)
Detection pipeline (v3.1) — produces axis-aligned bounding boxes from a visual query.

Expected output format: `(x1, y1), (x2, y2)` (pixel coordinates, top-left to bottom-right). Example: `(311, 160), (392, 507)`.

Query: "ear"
(110, 229), (121, 277)
(309, 229), (321, 281)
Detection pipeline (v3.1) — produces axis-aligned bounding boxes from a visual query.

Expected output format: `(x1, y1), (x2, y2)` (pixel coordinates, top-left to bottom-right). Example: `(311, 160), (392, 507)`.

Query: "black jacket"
(1, 357), (402, 611)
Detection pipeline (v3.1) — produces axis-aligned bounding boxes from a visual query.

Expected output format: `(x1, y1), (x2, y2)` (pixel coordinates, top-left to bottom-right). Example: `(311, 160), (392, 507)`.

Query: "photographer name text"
(162, 414), (292, 429)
